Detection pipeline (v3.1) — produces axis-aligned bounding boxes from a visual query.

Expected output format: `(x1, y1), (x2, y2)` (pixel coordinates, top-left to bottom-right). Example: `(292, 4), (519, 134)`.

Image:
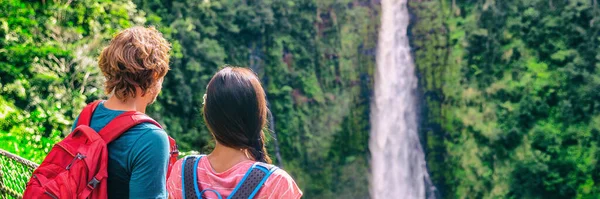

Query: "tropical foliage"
(411, 0), (600, 198)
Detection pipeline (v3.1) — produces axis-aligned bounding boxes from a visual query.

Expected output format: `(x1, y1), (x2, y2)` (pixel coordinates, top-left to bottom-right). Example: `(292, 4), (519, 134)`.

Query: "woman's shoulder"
(261, 168), (302, 199)
(267, 168), (294, 181)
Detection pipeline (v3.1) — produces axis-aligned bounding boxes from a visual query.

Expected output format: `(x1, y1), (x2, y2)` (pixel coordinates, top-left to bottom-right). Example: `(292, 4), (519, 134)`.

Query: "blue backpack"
(181, 155), (279, 199)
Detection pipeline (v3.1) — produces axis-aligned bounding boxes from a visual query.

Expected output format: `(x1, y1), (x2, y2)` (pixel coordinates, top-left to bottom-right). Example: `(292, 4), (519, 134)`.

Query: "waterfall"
(370, 0), (437, 198)
(248, 42), (284, 167)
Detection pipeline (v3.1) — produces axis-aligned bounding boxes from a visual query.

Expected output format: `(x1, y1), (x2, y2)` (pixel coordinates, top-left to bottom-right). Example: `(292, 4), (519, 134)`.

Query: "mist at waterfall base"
(369, 0), (437, 198)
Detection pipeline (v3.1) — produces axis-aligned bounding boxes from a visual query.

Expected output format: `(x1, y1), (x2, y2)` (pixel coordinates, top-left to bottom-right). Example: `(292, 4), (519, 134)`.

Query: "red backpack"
(23, 100), (179, 199)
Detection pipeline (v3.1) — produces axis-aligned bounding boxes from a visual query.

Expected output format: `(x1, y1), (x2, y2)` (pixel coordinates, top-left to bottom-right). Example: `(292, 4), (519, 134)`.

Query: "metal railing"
(0, 149), (38, 199)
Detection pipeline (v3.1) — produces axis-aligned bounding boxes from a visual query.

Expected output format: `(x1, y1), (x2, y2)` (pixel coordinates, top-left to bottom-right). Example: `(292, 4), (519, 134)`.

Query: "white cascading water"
(370, 0), (437, 198)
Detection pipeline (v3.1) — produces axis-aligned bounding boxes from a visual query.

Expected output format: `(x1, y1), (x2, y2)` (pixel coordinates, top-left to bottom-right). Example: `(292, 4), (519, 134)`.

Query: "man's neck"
(207, 143), (252, 173)
(103, 96), (147, 113)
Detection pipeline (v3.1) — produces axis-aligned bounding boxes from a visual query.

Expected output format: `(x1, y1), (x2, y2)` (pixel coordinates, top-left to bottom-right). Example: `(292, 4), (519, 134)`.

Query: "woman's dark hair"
(203, 67), (272, 163)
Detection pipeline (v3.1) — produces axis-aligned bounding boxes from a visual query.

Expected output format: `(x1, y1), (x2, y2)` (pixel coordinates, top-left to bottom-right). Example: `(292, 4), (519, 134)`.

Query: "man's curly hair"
(98, 26), (171, 100)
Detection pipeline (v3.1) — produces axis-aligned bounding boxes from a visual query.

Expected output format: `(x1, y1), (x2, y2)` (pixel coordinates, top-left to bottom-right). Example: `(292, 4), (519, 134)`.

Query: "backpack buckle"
(88, 177), (100, 189)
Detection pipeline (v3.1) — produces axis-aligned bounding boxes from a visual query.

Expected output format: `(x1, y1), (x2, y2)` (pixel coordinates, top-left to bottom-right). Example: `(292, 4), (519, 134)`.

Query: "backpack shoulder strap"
(97, 111), (162, 144)
(167, 136), (179, 179)
(181, 155), (206, 199)
(229, 162), (279, 199)
(76, 100), (102, 126)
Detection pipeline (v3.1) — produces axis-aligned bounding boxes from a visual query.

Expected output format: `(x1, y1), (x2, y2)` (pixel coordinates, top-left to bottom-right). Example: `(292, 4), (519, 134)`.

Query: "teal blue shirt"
(72, 101), (169, 199)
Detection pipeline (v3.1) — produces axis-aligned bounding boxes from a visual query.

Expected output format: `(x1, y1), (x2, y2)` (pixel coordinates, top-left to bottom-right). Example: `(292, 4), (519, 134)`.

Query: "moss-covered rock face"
(411, 0), (600, 198)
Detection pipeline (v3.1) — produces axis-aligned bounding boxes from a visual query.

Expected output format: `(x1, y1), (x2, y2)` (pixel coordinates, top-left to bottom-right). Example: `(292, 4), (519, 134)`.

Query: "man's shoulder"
(115, 120), (167, 144)
(130, 121), (163, 131)
(128, 122), (166, 137)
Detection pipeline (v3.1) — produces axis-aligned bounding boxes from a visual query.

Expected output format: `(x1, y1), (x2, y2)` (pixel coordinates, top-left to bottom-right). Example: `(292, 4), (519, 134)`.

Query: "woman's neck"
(207, 143), (252, 173)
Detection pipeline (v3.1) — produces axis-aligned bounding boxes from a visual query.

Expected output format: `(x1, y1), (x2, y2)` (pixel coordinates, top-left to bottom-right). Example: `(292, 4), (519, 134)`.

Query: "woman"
(167, 67), (302, 199)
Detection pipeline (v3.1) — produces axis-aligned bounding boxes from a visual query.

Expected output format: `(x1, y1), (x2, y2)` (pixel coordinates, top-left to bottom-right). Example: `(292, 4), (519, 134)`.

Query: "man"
(72, 26), (171, 198)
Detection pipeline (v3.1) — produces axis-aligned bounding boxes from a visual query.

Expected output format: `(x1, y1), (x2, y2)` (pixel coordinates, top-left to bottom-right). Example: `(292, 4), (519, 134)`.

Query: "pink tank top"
(167, 157), (302, 199)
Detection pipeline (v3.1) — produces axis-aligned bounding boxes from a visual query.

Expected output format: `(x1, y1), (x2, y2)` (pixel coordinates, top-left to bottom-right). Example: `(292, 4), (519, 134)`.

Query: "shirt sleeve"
(166, 159), (184, 199)
(128, 128), (170, 199)
(263, 169), (303, 199)
(70, 116), (79, 131)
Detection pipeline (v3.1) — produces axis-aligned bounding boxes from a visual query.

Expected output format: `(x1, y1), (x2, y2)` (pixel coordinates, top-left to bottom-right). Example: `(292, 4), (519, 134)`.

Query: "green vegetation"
(0, 0), (143, 163)
(411, 0), (600, 198)
(0, 0), (377, 198)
